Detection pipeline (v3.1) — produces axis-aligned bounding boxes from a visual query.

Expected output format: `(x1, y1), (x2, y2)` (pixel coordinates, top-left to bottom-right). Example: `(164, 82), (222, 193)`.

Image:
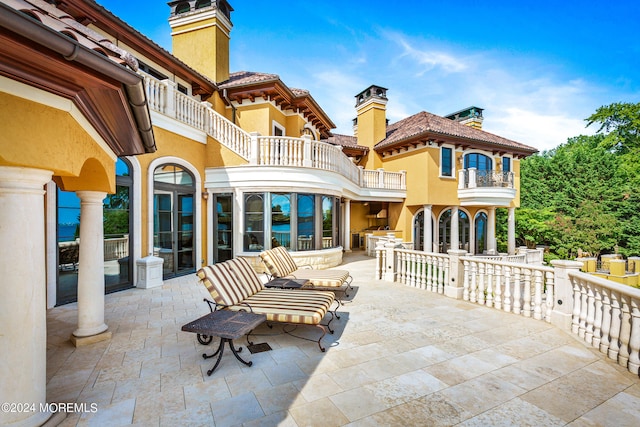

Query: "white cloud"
(386, 32), (468, 75)
(487, 108), (593, 152)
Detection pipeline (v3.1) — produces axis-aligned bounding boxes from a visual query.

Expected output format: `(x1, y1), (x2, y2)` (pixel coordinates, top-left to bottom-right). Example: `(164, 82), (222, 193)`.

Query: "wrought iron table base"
(203, 337), (251, 375)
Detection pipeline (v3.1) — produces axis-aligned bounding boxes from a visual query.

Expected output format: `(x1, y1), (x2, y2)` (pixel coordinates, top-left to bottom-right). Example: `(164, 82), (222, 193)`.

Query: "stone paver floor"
(47, 252), (640, 426)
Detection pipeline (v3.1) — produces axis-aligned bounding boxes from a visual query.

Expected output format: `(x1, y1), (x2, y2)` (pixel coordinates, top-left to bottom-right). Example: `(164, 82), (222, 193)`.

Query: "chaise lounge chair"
(196, 257), (337, 351)
(259, 246), (353, 297)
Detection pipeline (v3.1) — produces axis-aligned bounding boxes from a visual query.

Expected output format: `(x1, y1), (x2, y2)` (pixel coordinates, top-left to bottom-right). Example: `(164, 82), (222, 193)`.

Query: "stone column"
(0, 167), (53, 427)
(451, 206), (459, 251)
(71, 190), (111, 346)
(344, 199), (351, 252)
(507, 207), (516, 255)
(550, 260), (584, 330)
(487, 207), (496, 254)
(423, 204), (432, 252)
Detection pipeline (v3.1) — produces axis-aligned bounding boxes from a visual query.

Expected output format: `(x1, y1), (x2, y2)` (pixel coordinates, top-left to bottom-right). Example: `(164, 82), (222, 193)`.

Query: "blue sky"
(97, 0), (640, 152)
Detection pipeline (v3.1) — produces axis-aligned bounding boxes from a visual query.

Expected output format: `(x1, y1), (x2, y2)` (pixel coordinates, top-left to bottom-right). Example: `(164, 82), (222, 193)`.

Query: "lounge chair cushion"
(284, 268), (351, 288)
(260, 246), (298, 277)
(197, 261), (260, 306)
(227, 288), (334, 325)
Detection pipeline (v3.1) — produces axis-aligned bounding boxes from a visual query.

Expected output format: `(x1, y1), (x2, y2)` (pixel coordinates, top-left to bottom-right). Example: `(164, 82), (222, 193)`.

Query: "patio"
(47, 252), (640, 426)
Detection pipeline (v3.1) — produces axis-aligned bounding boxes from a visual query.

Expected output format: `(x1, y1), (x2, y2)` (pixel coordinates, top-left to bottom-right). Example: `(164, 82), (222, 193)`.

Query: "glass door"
(213, 194), (233, 263)
(153, 192), (194, 277)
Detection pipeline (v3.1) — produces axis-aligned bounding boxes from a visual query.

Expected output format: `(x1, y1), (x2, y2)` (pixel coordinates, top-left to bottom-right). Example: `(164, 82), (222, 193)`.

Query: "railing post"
(249, 132), (260, 165)
(468, 168), (477, 188)
(302, 134), (313, 167)
(446, 249), (466, 299)
(161, 79), (177, 119)
(358, 166), (364, 186)
(383, 238), (397, 282)
(458, 169), (465, 190)
(377, 168), (385, 188)
(201, 101), (212, 133)
(550, 260), (584, 330)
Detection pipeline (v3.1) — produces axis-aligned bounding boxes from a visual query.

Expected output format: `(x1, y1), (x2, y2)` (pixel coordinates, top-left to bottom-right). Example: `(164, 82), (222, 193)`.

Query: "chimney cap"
(355, 84), (388, 107)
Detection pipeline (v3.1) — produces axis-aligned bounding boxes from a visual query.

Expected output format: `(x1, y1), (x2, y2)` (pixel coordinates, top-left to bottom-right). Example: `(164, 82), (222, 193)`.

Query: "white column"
(344, 199), (351, 252)
(423, 204), (432, 252)
(72, 191), (111, 345)
(0, 166), (54, 427)
(508, 207), (516, 255)
(451, 206), (459, 251)
(487, 207), (497, 254)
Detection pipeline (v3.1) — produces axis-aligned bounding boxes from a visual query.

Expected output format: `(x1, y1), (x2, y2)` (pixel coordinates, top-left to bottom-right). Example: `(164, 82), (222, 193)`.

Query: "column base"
(70, 330), (112, 347)
(444, 285), (464, 299)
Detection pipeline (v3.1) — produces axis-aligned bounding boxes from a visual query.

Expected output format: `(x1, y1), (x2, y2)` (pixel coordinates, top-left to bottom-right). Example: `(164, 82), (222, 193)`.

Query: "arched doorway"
(438, 208), (470, 252)
(474, 211), (488, 254)
(153, 164), (195, 278)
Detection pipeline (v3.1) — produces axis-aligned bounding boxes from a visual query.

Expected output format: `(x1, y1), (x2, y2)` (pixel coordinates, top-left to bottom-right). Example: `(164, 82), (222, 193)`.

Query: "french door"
(154, 187), (195, 278)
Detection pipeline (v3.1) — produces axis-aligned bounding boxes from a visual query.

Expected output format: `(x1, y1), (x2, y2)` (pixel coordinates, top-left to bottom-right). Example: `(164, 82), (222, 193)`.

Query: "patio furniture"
(264, 277), (309, 289)
(259, 246), (353, 296)
(196, 257), (337, 351)
(181, 310), (266, 375)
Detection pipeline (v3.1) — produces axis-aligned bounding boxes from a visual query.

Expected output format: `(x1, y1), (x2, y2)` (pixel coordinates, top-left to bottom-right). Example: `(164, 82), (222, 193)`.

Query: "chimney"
(355, 85), (388, 169)
(445, 106), (484, 130)
(168, 0), (233, 83)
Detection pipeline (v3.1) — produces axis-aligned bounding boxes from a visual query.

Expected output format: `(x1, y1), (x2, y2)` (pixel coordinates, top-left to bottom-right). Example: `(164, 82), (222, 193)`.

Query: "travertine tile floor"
(47, 252), (640, 426)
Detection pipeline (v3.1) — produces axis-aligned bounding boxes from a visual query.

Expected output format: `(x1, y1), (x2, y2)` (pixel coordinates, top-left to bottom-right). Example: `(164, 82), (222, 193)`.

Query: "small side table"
(264, 278), (309, 289)
(181, 310), (266, 376)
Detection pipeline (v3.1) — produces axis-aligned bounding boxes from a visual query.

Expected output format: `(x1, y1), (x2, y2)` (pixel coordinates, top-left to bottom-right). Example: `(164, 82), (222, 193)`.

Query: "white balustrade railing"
(395, 249), (450, 293)
(104, 235), (129, 261)
(462, 257), (555, 321)
(569, 271), (640, 375)
(141, 72), (406, 190)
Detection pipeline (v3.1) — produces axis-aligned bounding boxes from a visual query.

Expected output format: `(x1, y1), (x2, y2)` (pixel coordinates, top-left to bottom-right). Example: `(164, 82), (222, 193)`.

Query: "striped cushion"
(286, 268), (351, 288)
(260, 248), (296, 277)
(226, 288), (334, 325)
(197, 263), (250, 306)
(225, 257), (265, 295)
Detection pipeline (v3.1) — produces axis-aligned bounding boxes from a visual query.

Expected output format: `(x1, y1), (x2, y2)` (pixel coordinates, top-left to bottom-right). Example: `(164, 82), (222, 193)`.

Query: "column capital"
(0, 166), (52, 193)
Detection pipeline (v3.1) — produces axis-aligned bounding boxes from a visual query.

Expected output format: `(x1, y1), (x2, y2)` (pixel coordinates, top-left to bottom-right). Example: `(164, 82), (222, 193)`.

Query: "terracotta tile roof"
(377, 111), (537, 153)
(291, 88), (309, 97)
(323, 134), (367, 152)
(219, 71), (279, 88)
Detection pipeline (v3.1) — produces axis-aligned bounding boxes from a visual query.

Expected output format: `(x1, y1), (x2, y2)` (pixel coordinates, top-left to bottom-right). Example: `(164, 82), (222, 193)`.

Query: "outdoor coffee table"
(264, 278), (309, 289)
(181, 310), (266, 376)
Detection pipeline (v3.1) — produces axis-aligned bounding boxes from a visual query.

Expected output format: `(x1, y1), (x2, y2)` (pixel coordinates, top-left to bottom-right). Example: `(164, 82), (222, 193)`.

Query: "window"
(464, 153), (492, 171)
(244, 193), (265, 252)
(441, 147), (453, 177)
(297, 194), (315, 251)
(213, 194), (233, 263)
(322, 196), (334, 248)
(271, 193), (291, 248)
(502, 157), (511, 172)
(273, 121), (285, 137)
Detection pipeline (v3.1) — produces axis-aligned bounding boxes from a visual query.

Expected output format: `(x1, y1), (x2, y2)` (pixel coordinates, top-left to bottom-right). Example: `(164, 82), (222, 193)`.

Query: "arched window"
(464, 153), (492, 171)
(153, 164), (195, 277)
(475, 212), (488, 254)
(244, 193), (265, 252)
(195, 0), (212, 9)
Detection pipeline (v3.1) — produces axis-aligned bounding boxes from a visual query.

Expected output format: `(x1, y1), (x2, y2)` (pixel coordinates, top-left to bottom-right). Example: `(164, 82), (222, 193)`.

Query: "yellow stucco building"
(0, 1), (536, 424)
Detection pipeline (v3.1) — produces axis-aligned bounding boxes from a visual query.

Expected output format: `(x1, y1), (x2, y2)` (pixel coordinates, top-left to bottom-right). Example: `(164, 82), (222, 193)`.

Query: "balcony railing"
(374, 236), (640, 376)
(142, 73), (405, 191)
(459, 169), (514, 189)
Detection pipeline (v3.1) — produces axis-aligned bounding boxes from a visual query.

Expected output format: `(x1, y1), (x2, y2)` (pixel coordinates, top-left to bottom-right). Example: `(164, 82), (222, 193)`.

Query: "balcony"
(458, 168), (516, 206)
(142, 74), (406, 194)
(46, 252), (640, 425)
